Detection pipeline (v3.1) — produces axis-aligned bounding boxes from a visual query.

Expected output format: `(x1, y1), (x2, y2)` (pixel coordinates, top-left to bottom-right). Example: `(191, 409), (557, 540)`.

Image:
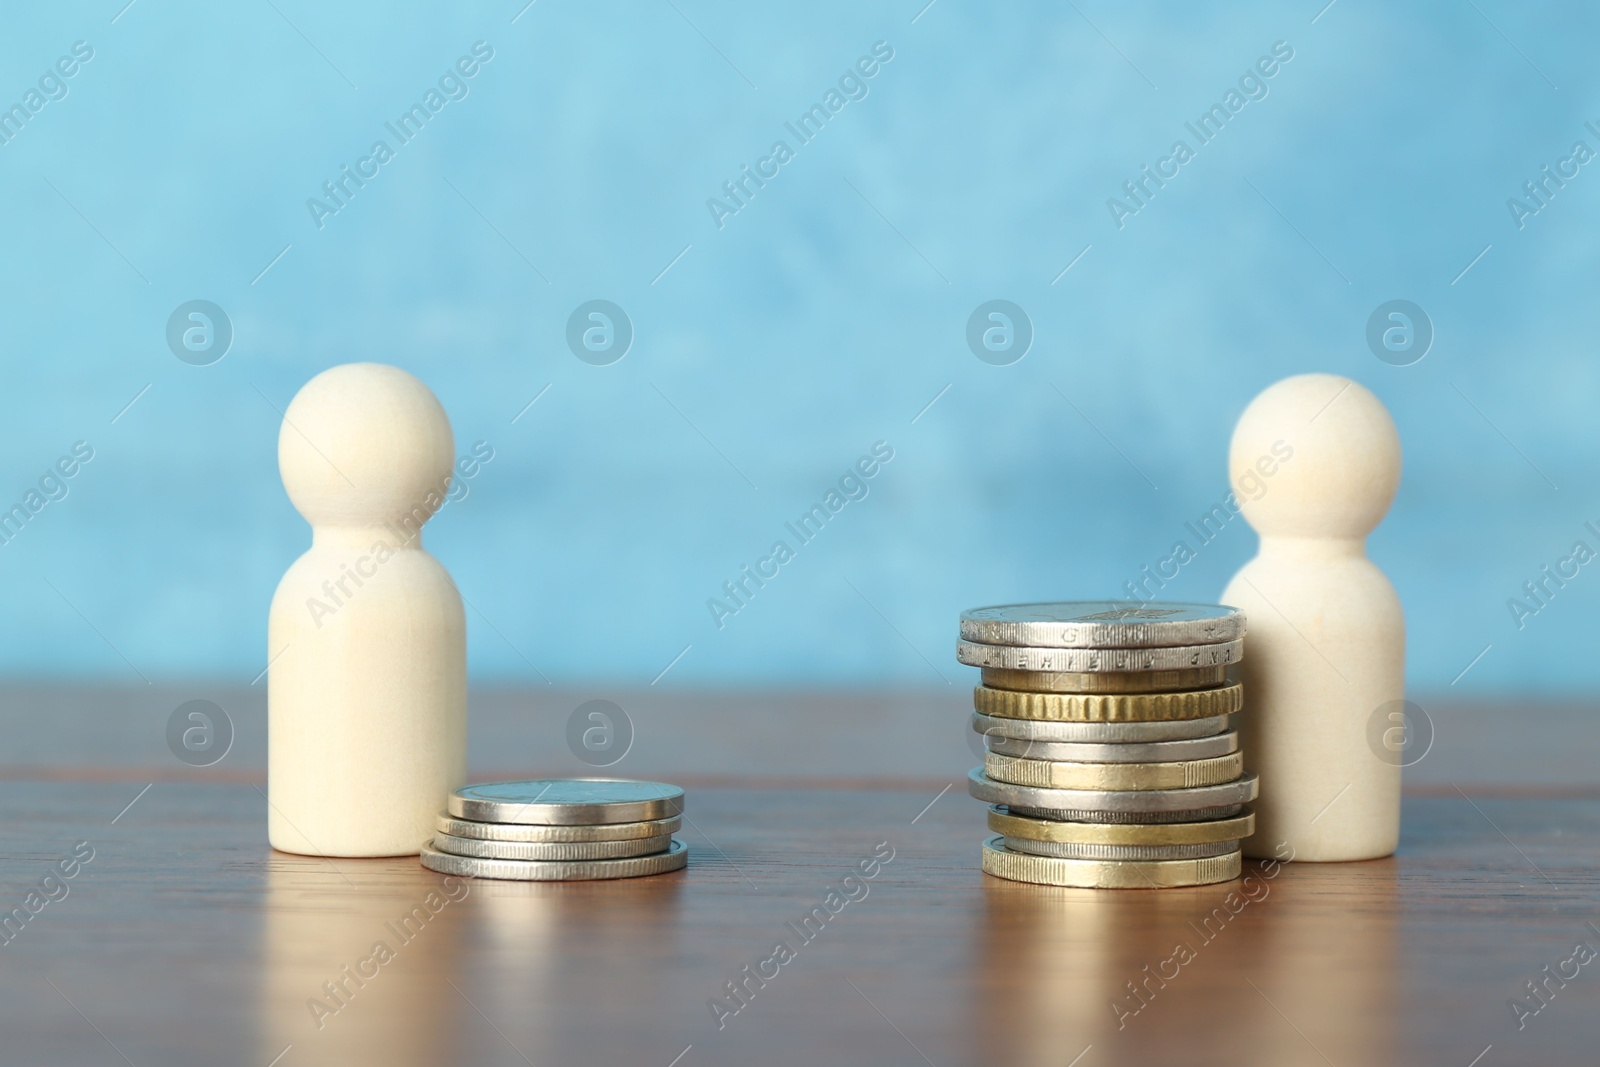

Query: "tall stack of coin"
(958, 602), (1256, 889)
(420, 779), (688, 881)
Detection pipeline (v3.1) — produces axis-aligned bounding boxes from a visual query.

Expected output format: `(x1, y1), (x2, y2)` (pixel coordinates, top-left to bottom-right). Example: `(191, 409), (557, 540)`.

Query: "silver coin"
(967, 767), (1258, 814)
(1007, 803), (1246, 824)
(957, 638), (1243, 673)
(1001, 837), (1240, 860)
(448, 779), (685, 825)
(420, 838), (688, 881)
(961, 601), (1245, 649)
(436, 813), (682, 843)
(971, 712), (1229, 743)
(986, 731), (1239, 764)
(432, 832), (673, 861)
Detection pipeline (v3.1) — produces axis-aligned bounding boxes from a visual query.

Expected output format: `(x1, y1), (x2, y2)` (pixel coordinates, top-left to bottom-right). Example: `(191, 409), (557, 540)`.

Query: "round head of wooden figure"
(1229, 373), (1401, 542)
(278, 363), (455, 532)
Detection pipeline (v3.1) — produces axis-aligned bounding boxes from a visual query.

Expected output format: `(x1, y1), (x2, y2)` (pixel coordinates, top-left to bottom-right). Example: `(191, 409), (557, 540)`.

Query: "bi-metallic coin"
(980, 666), (1228, 694)
(987, 805), (1256, 846)
(1009, 803), (1246, 824)
(967, 767), (1259, 816)
(984, 731), (1239, 764)
(980, 836), (1241, 888)
(984, 750), (1244, 791)
(971, 712), (1230, 744)
(1000, 837), (1239, 861)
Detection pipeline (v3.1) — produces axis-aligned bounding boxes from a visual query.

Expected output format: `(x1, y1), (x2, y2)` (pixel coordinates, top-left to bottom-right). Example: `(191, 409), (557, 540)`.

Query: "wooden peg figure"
(1222, 373), (1404, 861)
(268, 363), (467, 857)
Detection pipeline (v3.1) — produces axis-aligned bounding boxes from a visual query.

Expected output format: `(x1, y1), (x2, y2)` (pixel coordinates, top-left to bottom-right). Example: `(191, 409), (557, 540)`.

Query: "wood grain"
(3, 775), (1599, 1066)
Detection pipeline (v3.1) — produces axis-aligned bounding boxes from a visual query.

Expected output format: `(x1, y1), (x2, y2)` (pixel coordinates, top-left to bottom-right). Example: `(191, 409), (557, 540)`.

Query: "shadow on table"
(978, 857), (1400, 1067)
(255, 853), (686, 1066)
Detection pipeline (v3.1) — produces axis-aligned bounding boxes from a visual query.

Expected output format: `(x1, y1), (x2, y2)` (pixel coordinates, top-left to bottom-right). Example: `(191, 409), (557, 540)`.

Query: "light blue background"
(0, 1), (1594, 691)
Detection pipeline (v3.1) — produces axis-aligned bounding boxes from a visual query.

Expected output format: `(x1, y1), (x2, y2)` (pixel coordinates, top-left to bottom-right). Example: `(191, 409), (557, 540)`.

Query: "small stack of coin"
(958, 602), (1257, 889)
(420, 778), (687, 881)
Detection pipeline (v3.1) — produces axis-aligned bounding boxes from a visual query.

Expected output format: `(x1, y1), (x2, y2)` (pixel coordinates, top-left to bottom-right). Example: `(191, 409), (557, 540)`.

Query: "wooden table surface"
(2, 687), (1597, 1066)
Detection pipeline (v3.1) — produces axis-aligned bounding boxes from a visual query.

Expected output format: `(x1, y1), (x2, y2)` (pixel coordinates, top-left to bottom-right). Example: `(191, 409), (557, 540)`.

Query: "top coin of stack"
(420, 778), (688, 881)
(958, 601), (1256, 889)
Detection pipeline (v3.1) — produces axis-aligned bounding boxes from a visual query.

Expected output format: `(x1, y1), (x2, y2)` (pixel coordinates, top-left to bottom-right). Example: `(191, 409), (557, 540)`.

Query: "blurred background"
(0, 1), (1594, 780)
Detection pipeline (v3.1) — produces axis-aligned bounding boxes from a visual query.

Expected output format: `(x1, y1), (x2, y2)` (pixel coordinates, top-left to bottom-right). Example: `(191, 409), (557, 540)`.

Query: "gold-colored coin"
(1002, 838), (1238, 861)
(973, 682), (1243, 722)
(985, 751), (1243, 791)
(980, 837), (1242, 888)
(980, 666), (1228, 694)
(987, 805), (1256, 846)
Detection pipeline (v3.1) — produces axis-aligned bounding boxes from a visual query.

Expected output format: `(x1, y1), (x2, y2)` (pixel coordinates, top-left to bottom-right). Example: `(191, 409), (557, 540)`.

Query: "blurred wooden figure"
(1222, 373), (1404, 861)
